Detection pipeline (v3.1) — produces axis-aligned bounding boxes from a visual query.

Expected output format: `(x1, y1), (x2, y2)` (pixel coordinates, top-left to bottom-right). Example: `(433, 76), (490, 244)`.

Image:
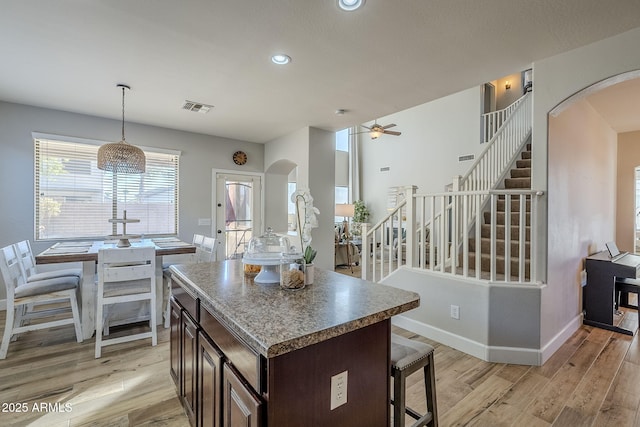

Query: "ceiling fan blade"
(383, 130), (401, 136)
(360, 125), (372, 131)
(381, 123), (396, 129)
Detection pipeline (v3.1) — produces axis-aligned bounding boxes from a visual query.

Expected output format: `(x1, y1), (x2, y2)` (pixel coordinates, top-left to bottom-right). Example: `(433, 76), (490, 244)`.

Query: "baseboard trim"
(392, 315), (488, 361)
(393, 314), (551, 366)
(486, 345), (541, 365)
(539, 313), (582, 365)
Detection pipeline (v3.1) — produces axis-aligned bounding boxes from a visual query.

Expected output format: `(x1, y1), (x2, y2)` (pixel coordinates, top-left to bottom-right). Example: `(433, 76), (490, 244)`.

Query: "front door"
(215, 173), (262, 260)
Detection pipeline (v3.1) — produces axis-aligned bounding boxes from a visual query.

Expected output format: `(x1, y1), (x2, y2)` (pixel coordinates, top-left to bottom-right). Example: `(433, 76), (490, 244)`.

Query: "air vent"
(182, 100), (213, 114)
(458, 154), (475, 162)
(380, 167), (390, 172)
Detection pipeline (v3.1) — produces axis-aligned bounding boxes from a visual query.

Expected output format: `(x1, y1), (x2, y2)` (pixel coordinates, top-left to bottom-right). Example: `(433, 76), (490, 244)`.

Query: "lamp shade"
(335, 203), (355, 218)
(97, 83), (146, 174)
(97, 141), (146, 174)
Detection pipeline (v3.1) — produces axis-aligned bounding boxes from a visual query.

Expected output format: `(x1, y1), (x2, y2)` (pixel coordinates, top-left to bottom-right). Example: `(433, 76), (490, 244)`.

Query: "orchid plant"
(291, 186), (319, 264)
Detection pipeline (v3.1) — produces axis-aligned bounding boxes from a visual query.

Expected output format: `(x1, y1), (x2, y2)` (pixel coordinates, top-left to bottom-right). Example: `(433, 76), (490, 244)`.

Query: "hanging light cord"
(121, 86), (126, 143)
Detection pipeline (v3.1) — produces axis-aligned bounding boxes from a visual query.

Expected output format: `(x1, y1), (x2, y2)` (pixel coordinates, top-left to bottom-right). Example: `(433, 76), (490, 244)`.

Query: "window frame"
(33, 132), (180, 241)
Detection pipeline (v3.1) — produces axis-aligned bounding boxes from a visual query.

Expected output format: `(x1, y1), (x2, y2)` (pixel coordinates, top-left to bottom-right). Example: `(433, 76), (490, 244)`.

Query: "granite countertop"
(170, 260), (419, 358)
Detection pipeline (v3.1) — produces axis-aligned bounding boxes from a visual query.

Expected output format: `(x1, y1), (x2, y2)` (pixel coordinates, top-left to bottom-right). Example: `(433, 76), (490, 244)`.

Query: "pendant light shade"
(97, 84), (146, 174)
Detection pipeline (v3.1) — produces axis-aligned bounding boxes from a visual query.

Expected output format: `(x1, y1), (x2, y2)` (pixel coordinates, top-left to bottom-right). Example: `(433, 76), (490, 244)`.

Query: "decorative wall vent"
(182, 100), (214, 113)
(380, 166), (390, 172)
(458, 154), (475, 162)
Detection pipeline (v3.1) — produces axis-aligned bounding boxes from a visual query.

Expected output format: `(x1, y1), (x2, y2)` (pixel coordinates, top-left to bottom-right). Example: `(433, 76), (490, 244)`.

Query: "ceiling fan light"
(338, 0), (365, 11)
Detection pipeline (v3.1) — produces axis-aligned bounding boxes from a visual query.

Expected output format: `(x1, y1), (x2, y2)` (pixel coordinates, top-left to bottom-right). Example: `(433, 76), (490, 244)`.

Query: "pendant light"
(97, 84), (146, 174)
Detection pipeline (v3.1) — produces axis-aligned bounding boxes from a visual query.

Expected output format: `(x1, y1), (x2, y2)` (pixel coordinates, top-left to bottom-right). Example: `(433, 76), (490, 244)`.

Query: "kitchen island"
(169, 260), (419, 427)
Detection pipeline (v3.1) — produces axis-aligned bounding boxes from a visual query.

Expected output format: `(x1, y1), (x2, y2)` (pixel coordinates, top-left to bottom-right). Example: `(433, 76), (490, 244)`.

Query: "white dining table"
(36, 238), (196, 340)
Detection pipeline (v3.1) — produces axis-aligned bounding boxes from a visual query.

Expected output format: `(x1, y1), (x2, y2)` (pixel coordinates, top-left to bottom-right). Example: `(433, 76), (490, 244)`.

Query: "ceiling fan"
(354, 121), (402, 139)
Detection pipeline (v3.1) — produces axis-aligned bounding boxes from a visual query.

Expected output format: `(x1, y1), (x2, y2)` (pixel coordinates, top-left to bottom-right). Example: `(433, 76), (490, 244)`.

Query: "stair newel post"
(452, 175), (461, 191)
(361, 222), (370, 280)
(403, 185), (417, 268)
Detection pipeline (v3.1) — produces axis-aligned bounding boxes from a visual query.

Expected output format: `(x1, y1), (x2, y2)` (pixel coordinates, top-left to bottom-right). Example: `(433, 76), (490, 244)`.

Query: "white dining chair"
(198, 236), (216, 263)
(14, 240), (81, 282)
(192, 233), (205, 248)
(95, 246), (157, 358)
(0, 243), (83, 359)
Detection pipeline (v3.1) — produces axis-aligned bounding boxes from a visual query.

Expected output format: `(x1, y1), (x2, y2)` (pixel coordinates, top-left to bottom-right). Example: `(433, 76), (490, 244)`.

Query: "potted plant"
(351, 200), (370, 237)
(291, 187), (320, 284)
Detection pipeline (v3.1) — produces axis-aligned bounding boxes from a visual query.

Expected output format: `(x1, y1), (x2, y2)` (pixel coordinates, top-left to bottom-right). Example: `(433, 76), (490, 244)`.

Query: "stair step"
(481, 224), (530, 240)
(469, 237), (530, 257)
(496, 198), (531, 211)
(510, 168), (531, 178)
(464, 253), (530, 278)
(484, 211), (531, 226)
(521, 151), (531, 160)
(516, 159), (531, 168)
(505, 177), (531, 189)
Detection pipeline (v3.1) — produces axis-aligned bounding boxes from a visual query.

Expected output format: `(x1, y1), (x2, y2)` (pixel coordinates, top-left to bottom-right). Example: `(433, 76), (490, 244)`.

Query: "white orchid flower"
(291, 187), (320, 259)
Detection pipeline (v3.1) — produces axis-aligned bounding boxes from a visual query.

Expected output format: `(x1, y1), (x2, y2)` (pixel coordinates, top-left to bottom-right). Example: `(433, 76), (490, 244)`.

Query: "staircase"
(362, 92), (543, 284)
(467, 143), (532, 279)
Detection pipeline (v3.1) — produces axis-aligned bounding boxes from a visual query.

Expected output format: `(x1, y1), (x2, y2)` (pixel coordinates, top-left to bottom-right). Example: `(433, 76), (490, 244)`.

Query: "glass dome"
(244, 227), (291, 262)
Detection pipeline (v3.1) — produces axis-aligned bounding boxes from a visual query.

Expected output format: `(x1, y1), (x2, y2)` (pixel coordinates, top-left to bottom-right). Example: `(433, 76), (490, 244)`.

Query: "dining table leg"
(155, 256), (167, 328)
(81, 260), (97, 340)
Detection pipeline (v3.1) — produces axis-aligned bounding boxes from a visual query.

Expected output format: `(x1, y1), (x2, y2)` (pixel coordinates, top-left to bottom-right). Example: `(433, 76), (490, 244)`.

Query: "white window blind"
(35, 137), (179, 240)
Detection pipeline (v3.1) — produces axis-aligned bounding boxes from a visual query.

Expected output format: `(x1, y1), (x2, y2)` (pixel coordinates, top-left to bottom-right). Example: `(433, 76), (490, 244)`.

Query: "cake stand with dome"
(243, 228), (291, 284)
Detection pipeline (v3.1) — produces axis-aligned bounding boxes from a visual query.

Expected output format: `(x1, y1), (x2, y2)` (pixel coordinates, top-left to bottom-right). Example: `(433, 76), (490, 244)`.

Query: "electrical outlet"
(450, 304), (460, 320)
(330, 370), (348, 410)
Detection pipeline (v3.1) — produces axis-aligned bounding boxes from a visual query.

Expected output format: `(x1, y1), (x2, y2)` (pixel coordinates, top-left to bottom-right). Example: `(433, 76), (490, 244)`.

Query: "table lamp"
(335, 203), (355, 240)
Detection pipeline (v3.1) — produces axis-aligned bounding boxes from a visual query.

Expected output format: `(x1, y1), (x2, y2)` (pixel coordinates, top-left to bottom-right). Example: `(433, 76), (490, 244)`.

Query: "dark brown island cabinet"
(169, 260), (419, 427)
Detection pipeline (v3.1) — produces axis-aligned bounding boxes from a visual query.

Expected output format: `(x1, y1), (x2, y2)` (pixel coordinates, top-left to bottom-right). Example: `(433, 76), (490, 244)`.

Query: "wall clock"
(233, 150), (247, 165)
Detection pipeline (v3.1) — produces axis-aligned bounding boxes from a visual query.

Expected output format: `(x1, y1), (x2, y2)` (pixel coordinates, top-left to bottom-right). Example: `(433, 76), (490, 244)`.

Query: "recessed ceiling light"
(338, 0), (365, 11)
(271, 54), (291, 65)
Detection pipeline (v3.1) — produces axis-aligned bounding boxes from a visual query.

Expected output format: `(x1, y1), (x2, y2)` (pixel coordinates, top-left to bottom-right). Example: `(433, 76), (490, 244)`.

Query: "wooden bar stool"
(390, 333), (438, 427)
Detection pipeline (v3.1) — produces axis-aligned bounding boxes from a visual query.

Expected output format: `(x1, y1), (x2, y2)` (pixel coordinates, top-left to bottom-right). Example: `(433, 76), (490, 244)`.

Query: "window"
(336, 128), (349, 152)
(35, 136), (179, 240)
(335, 128), (350, 222)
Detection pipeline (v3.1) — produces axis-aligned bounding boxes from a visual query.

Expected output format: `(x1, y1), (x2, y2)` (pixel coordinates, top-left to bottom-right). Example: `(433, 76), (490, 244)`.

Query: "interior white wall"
(384, 268), (489, 346)
(533, 27), (640, 349)
(264, 127), (335, 270)
(616, 131), (640, 252)
(308, 127), (336, 270)
(265, 128), (310, 187)
(495, 72), (525, 110)
(0, 101), (264, 300)
(264, 172), (289, 234)
(360, 87), (484, 223)
(335, 150), (349, 187)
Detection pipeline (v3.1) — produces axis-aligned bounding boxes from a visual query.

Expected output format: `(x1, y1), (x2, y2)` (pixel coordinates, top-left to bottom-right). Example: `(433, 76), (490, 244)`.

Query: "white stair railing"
(455, 92), (532, 225)
(362, 186), (544, 284)
(361, 199), (407, 283)
(361, 92), (540, 284)
(412, 188), (544, 284)
(482, 93), (529, 144)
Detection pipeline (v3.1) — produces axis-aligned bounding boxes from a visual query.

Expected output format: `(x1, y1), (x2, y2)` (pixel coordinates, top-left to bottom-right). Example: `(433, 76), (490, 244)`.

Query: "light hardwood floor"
(1, 306), (640, 426)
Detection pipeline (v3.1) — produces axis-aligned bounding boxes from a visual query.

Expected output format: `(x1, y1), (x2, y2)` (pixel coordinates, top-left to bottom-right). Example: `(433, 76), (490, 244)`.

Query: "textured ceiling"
(1, 0), (640, 143)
